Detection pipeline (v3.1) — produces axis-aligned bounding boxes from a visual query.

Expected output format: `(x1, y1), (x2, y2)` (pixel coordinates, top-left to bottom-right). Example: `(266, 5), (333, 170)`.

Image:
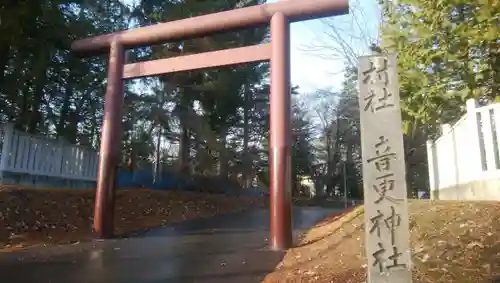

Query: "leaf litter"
(0, 186), (265, 251)
(262, 200), (500, 283)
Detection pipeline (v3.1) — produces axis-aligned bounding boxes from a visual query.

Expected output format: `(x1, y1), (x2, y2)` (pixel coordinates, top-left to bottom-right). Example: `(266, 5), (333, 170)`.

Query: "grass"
(262, 200), (500, 283)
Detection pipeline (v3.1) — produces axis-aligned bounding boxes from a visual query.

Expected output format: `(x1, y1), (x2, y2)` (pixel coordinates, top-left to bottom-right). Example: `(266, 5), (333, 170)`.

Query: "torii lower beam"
(71, 0), (349, 251)
(123, 44), (271, 79)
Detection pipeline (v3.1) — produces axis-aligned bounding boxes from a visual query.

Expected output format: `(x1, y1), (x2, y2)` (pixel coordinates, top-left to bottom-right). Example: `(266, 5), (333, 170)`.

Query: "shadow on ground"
(0, 207), (338, 283)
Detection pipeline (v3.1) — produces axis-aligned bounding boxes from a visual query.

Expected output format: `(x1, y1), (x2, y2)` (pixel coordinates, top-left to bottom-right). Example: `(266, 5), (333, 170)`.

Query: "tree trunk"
(325, 117), (342, 196)
(13, 57), (30, 130)
(0, 43), (10, 88)
(154, 126), (161, 183)
(90, 107), (99, 148)
(242, 85), (250, 190)
(178, 92), (191, 174)
(56, 84), (73, 137)
(27, 50), (50, 133)
(488, 41), (499, 100)
(219, 127), (228, 180)
(179, 128), (190, 170)
(65, 111), (79, 144)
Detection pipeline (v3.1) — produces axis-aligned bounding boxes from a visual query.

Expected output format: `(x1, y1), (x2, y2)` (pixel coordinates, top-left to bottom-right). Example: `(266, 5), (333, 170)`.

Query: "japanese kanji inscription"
(358, 54), (412, 283)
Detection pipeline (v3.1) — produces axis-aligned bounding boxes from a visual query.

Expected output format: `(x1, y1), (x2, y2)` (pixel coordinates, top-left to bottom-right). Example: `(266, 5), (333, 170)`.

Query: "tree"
(375, 0), (499, 196)
(0, 0), (129, 142)
(379, 0), (500, 126)
(305, 66), (362, 198)
(290, 97), (315, 196)
(130, 0), (269, 183)
(302, 0), (381, 68)
(0, 0), (319, 195)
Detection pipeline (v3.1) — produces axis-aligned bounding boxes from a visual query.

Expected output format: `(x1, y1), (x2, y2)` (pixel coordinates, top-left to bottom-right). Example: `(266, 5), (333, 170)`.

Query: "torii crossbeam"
(71, 0), (348, 251)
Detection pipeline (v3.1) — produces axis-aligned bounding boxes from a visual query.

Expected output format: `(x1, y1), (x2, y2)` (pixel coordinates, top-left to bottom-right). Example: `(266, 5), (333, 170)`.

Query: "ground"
(262, 200), (500, 283)
(2, 188), (500, 283)
(0, 186), (265, 251)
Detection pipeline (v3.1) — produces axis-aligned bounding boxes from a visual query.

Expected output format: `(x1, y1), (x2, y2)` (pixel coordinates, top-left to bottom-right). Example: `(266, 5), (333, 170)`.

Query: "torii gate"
(71, 0), (348, 250)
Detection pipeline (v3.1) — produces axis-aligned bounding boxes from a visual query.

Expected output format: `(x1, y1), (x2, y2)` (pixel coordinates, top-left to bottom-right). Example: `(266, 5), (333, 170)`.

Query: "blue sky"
(276, 0), (381, 93)
(120, 0), (381, 93)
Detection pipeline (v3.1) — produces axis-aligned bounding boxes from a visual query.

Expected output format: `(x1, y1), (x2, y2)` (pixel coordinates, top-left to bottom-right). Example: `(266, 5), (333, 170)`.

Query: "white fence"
(427, 99), (500, 199)
(0, 123), (99, 183)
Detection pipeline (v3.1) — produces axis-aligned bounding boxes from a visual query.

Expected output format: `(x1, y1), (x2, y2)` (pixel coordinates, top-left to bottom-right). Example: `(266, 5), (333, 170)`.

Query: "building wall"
(428, 99), (500, 201)
(432, 175), (500, 201)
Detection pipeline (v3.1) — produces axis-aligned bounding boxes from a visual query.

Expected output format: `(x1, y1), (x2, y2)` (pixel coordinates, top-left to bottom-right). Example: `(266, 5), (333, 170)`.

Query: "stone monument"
(358, 53), (413, 283)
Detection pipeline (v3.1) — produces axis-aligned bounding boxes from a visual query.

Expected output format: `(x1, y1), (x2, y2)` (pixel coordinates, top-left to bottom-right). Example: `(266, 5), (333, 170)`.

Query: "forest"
(0, 0), (498, 199)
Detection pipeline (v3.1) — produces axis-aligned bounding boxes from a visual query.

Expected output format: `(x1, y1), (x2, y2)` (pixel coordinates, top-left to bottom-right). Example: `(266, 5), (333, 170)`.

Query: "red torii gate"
(71, 0), (348, 250)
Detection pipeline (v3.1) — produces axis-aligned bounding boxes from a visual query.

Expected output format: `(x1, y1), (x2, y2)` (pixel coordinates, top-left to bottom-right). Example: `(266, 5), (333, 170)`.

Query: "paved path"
(0, 207), (337, 283)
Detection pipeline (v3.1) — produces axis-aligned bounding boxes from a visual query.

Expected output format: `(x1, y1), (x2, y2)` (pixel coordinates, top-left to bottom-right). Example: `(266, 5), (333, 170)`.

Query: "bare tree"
(306, 87), (361, 197)
(300, 1), (432, 197)
(299, 0), (381, 68)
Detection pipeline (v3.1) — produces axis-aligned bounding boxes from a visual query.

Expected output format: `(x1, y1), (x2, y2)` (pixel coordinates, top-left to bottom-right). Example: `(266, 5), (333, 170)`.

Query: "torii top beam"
(71, 0), (349, 55)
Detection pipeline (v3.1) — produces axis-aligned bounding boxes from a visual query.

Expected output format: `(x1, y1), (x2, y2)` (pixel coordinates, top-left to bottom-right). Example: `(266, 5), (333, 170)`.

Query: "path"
(0, 207), (338, 283)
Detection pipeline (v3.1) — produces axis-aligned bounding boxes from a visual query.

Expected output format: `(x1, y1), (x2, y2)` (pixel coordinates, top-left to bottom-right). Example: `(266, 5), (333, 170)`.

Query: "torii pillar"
(71, 0), (348, 250)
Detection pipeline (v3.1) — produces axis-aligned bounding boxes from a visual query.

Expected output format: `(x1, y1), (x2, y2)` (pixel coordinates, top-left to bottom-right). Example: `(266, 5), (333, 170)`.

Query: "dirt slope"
(263, 200), (500, 283)
(0, 187), (265, 251)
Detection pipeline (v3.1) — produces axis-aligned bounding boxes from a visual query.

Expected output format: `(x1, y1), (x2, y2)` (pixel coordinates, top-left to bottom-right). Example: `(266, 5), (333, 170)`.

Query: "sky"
(120, 0), (381, 93)
(266, 0), (380, 93)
